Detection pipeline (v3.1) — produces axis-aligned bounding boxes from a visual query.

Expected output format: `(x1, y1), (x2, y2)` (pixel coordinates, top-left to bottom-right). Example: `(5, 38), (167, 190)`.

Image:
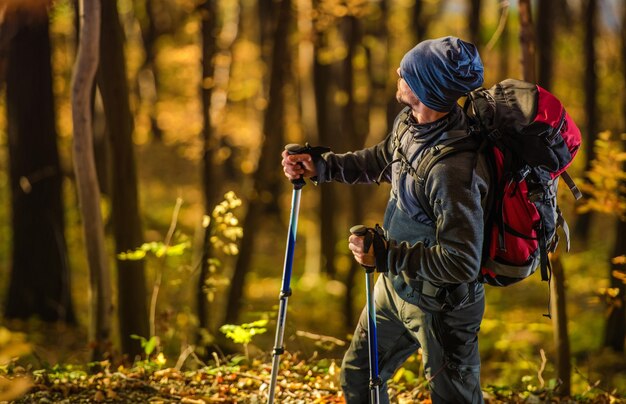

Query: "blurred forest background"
(2, 0), (626, 400)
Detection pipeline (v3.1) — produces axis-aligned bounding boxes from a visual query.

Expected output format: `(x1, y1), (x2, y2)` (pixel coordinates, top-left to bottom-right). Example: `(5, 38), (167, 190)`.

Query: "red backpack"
(413, 79), (582, 289)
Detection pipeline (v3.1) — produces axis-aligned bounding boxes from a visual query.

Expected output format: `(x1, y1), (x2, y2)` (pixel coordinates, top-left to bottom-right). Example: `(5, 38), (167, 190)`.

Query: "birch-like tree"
(71, 0), (113, 360)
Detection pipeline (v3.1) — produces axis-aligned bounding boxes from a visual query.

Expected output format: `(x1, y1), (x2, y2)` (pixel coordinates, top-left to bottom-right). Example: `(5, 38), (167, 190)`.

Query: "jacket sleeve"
(314, 133), (396, 184)
(386, 151), (491, 284)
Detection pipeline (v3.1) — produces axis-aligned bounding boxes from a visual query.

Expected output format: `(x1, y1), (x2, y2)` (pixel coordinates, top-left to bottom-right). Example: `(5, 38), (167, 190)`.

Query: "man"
(281, 36), (490, 403)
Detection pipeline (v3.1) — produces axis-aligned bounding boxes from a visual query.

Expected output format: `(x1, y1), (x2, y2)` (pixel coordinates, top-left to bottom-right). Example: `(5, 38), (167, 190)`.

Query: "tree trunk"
(4, 6), (76, 324)
(497, 4), (510, 80)
(605, 221), (626, 352)
(535, 41), (575, 389)
(518, 0), (572, 390)
(604, 4), (626, 352)
(536, 0), (555, 91)
(0, 5), (19, 87)
(412, 0), (426, 42)
(340, 15), (369, 331)
(224, 0), (291, 325)
(313, 18), (339, 278)
(518, 0), (536, 83)
(468, 0), (481, 48)
(134, 0), (163, 141)
(97, 0), (149, 359)
(550, 253), (571, 395)
(71, 0), (113, 360)
(197, 0), (220, 336)
(574, 0), (598, 242)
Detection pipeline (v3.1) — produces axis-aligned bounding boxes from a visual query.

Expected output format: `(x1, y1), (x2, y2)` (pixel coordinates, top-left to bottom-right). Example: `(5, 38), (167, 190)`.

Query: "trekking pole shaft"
(268, 188), (302, 404)
(350, 225), (381, 403)
(366, 271), (380, 404)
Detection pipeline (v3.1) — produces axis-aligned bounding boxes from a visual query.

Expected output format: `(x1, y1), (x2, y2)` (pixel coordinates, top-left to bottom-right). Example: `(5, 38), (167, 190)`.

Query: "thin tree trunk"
(197, 0), (219, 337)
(605, 222), (626, 352)
(575, 0), (598, 242)
(468, 0), (481, 48)
(5, 6), (76, 324)
(537, 1), (572, 397)
(340, 15), (369, 331)
(518, 0), (536, 83)
(97, 0), (149, 359)
(550, 253), (571, 395)
(518, 0), (572, 390)
(536, 0), (555, 91)
(224, 0), (291, 325)
(412, 0), (426, 42)
(313, 15), (339, 278)
(134, 0), (163, 141)
(71, 0), (113, 360)
(604, 3), (626, 352)
(497, 4), (510, 80)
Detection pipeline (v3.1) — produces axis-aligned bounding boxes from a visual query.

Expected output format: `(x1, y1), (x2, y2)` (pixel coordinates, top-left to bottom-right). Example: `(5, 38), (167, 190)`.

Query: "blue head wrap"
(400, 36), (484, 112)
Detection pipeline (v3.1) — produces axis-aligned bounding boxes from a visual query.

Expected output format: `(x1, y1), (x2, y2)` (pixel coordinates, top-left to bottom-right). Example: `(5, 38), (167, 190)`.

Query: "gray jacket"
(314, 106), (491, 286)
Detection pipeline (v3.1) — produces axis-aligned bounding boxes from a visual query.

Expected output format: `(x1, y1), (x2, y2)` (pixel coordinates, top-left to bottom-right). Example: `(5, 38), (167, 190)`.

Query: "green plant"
(130, 335), (159, 356)
(219, 319), (268, 361)
(117, 192), (243, 364)
(202, 191), (243, 302)
(125, 336), (168, 371)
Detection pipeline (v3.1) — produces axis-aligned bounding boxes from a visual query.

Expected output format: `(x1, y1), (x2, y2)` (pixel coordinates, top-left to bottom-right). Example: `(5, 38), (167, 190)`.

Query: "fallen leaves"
(4, 354), (624, 403)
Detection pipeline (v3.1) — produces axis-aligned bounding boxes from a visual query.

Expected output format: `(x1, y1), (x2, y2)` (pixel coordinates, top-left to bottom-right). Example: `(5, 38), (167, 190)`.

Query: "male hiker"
(281, 36), (489, 403)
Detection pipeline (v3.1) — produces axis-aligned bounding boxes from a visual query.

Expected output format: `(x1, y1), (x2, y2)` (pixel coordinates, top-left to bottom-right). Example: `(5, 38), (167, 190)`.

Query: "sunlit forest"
(2, 0), (626, 402)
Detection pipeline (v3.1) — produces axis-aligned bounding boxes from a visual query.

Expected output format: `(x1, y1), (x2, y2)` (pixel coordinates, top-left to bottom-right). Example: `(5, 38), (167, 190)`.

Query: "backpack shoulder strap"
(413, 131), (480, 223)
(392, 107), (413, 141)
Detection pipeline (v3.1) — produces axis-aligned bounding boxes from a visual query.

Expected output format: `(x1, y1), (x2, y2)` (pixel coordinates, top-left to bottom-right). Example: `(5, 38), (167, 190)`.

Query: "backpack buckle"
(488, 129), (502, 141)
(513, 165), (531, 182)
(527, 189), (545, 203)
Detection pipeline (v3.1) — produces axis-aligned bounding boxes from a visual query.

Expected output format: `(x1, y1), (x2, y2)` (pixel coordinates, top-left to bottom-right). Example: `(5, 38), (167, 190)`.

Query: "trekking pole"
(350, 225), (381, 404)
(268, 143), (328, 404)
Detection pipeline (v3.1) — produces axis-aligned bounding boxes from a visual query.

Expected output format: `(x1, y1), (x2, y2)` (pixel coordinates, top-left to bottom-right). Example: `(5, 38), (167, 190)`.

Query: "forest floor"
(6, 353), (625, 404)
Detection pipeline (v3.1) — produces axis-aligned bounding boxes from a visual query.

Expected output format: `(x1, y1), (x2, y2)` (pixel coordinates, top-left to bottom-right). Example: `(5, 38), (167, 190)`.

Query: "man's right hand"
(281, 150), (318, 181)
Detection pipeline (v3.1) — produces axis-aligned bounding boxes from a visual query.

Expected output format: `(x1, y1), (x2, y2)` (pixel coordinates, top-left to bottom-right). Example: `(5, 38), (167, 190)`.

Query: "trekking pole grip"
(285, 143), (308, 189)
(350, 224), (368, 237)
(350, 225), (375, 273)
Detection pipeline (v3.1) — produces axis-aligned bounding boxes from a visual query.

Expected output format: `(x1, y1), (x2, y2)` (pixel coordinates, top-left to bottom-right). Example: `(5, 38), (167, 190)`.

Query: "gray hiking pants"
(340, 275), (484, 404)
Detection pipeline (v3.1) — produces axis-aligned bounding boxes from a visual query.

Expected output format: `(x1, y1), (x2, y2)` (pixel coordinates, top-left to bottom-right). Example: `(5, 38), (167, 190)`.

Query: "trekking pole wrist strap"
(350, 224), (388, 273)
(285, 143), (331, 189)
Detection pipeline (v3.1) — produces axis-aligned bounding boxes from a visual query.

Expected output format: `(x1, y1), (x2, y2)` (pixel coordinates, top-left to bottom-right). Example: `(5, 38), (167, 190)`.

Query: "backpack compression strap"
(560, 170), (582, 200)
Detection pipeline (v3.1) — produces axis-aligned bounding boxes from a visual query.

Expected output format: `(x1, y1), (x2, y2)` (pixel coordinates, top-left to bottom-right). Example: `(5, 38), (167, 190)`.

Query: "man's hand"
(281, 150), (317, 181)
(349, 224), (389, 272)
(349, 234), (376, 268)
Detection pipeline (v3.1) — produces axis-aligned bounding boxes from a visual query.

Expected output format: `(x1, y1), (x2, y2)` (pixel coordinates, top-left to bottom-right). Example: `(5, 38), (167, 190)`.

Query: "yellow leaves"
(612, 256), (626, 265)
(155, 353), (167, 366)
(598, 287), (621, 298)
(0, 328), (30, 367)
(224, 191), (242, 208)
(612, 270), (626, 284)
(577, 131), (626, 217)
(0, 328), (31, 401)
(209, 192), (243, 255)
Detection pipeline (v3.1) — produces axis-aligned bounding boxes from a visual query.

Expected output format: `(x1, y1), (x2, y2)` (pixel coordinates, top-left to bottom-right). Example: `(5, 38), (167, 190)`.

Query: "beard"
(396, 89), (408, 106)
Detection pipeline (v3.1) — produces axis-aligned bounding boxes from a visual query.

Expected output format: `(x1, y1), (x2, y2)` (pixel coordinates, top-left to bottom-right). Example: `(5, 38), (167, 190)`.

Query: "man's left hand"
(348, 234), (376, 268)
